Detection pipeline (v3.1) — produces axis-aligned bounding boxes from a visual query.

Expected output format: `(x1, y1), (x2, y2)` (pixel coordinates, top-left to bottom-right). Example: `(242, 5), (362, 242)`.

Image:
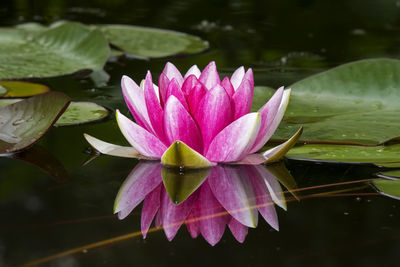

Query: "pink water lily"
(85, 61), (301, 167)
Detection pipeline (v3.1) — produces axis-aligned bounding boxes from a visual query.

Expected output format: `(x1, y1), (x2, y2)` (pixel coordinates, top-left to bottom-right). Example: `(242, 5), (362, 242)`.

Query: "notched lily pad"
(0, 22), (109, 79)
(98, 24), (209, 58)
(55, 101), (109, 126)
(255, 58), (400, 145)
(0, 92), (70, 154)
(0, 81), (50, 97)
(377, 170), (400, 180)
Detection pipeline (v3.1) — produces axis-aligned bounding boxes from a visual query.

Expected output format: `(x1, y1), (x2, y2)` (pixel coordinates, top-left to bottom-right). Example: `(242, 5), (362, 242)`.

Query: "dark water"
(1, 0), (400, 266)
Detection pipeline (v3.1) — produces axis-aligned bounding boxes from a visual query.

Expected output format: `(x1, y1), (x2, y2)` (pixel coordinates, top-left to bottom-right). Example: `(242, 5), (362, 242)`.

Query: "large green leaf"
(98, 24), (208, 58)
(372, 179), (400, 200)
(0, 22), (109, 79)
(0, 92), (70, 154)
(254, 59), (400, 145)
(377, 170), (400, 179)
(285, 143), (400, 164)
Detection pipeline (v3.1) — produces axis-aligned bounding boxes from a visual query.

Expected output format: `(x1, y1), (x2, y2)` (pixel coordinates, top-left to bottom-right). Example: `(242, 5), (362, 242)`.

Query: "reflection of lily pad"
(372, 179), (400, 200)
(255, 59), (400, 145)
(98, 24), (208, 58)
(0, 99), (108, 126)
(0, 22), (109, 79)
(0, 81), (50, 97)
(55, 102), (109, 126)
(0, 92), (70, 154)
(0, 85), (6, 96)
(285, 143), (400, 164)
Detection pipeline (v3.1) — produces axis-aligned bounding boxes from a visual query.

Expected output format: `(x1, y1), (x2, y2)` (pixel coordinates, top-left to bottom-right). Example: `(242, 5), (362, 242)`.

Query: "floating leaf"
(162, 167), (210, 204)
(0, 92), (70, 154)
(0, 22), (109, 79)
(98, 24), (208, 58)
(372, 179), (400, 200)
(285, 143), (400, 164)
(375, 162), (400, 168)
(0, 81), (50, 97)
(377, 170), (400, 180)
(254, 59), (400, 145)
(161, 141), (215, 168)
(55, 102), (109, 126)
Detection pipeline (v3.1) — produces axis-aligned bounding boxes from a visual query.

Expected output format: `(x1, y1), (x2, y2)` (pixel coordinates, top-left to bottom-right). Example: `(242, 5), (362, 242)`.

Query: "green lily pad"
(377, 170), (400, 179)
(55, 102), (109, 126)
(0, 92), (70, 154)
(162, 167), (210, 204)
(375, 162), (400, 168)
(0, 100), (108, 126)
(255, 58), (400, 145)
(161, 141), (215, 168)
(0, 85), (6, 96)
(0, 81), (50, 97)
(285, 143), (400, 164)
(0, 22), (109, 79)
(372, 179), (400, 200)
(98, 24), (208, 58)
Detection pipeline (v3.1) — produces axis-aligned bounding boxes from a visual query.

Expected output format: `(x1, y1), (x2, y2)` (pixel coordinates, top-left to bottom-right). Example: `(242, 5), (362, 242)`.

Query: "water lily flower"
(114, 162), (292, 246)
(84, 62), (302, 168)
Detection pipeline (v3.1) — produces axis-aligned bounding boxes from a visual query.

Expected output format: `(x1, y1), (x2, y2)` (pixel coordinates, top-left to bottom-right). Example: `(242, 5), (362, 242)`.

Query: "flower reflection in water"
(114, 162), (295, 246)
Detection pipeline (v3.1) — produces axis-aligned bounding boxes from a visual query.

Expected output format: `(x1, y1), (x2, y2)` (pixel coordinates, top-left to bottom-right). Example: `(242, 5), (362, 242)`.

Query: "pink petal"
(162, 62), (184, 86)
(255, 165), (287, 210)
(195, 84), (233, 152)
(228, 218), (248, 243)
(186, 210), (201, 238)
(199, 61), (220, 90)
(246, 165), (279, 230)
(114, 162), (163, 214)
(163, 96), (203, 153)
(121, 75), (154, 132)
(183, 75), (207, 115)
(249, 87), (284, 153)
(184, 65), (201, 79)
(116, 110), (167, 158)
(158, 73), (169, 107)
(198, 182), (230, 246)
(161, 189), (198, 241)
(166, 78), (189, 110)
(221, 77), (235, 98)
(232, 70), (254, 119)
(144, 71), (167, 143)
(230, 66), (245, 90)
(141, 184), (162, 238)
(206, 113), (261, 162)
(207, 166), (258, 228)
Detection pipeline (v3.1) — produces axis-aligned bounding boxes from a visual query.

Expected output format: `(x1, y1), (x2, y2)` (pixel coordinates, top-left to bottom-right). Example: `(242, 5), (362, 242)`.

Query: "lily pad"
(375, 162), (400, 168)
(0, 22), (109, 79)
(98, 24), (208, 58)
(285, 143), (400, 164)
(0, 100), (109, 126)
(55, 102), (109, 126)
(372, 179), (400, 200)
(255, 59), (400, 145)
(377, 170), (400, 180)
(0, 92), (70, 154)
(162, 167), (210, 204)
(0, 81), (50, 97)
